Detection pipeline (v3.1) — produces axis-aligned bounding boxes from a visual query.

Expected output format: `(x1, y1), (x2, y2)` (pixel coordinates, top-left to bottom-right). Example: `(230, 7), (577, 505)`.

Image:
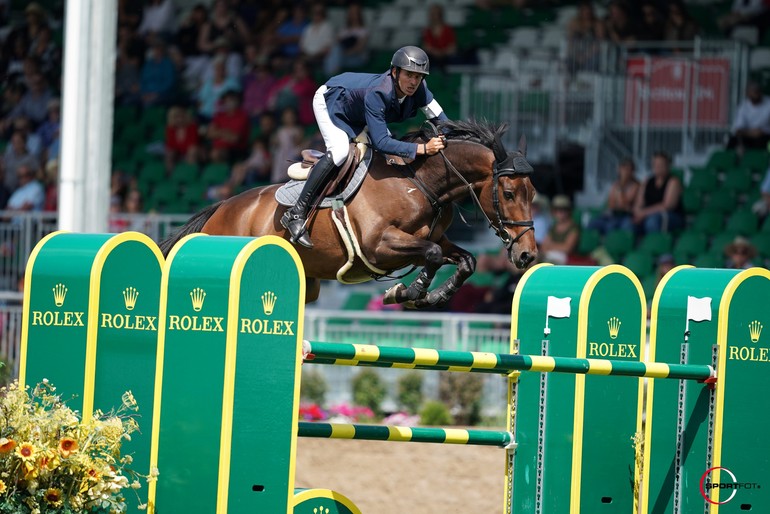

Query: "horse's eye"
(503, 191), (515, 200)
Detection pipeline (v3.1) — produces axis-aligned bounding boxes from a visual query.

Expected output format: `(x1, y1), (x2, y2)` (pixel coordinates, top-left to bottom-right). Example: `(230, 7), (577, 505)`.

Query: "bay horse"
(159, 119), (537, 308)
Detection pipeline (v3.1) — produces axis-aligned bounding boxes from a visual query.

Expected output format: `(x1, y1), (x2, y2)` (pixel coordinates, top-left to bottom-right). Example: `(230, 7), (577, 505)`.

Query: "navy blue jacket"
(323, 71), (448, 159)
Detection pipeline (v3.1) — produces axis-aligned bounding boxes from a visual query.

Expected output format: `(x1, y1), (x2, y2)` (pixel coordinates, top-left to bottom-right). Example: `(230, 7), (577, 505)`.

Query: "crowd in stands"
(3, 0), (770, 314)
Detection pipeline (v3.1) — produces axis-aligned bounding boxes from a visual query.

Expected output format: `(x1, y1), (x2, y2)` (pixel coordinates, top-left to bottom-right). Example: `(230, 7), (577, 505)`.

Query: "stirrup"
(281, 211), (314, 248)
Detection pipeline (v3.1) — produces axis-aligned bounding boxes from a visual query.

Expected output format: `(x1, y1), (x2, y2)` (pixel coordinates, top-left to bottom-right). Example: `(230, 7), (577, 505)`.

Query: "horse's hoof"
(383, 283), (405, 304)
(402, 300), (418, 309)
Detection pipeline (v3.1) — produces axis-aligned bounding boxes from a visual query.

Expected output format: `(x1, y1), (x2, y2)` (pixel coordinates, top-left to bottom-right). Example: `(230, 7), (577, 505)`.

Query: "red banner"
(625, 57), (730, 127)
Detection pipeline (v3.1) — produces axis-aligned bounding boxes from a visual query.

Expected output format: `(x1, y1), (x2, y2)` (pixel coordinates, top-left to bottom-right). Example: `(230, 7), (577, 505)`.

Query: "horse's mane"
(402, 119), (507, 148)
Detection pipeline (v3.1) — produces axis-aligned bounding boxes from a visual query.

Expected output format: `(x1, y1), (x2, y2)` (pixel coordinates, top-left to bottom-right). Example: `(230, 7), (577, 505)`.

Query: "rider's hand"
(419, 136), (446, 156)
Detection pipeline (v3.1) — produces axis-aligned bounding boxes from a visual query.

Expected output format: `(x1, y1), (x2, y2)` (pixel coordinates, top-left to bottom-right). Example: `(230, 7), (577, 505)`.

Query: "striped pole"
(305, 341), (715, 381)
(298, 422), (514, 448)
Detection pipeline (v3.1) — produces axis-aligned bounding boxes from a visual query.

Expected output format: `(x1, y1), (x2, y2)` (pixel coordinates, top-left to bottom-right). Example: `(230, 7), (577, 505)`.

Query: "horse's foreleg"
(413, 239), (476, 309)
(380, 233), (444, 305)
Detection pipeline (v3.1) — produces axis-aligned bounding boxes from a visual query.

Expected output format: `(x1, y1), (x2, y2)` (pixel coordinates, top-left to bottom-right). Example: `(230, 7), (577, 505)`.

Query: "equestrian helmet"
(391, 46), (430, 75)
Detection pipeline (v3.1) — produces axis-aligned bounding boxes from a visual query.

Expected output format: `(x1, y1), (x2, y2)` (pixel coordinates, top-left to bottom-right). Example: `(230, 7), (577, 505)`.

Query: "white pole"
(58, 0), (117, 232)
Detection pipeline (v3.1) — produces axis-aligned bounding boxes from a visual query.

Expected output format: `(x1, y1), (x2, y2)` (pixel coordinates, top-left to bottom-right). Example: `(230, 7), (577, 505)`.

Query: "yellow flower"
(58, 437), (78, 458)
(15, 442), (36, 462)
(43, 487), (63, 507)
(38, 449), (59, 471)
(0, 479), (6, 494)
(0, 438), (15, 453)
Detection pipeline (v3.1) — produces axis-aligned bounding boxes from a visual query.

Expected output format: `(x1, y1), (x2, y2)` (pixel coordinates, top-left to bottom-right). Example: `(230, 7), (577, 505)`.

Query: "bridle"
(424, 125), (535, 250)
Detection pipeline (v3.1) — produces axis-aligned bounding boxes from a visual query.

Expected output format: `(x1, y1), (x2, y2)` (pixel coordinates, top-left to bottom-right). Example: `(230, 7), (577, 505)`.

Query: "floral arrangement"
(298, 403), (376, 423)
(0, 380), (148, 513)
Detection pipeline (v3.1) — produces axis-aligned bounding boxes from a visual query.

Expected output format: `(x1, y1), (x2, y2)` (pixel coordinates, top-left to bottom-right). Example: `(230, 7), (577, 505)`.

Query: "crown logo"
(608, 317), (621, 339)
(262, 291), (277, 316)
(123, 287), (139, 311)
(750, 320), (763, 343)
(52, 283), (67, 307)
(190, 287), (206, 312)
(313, 507), (329, 514)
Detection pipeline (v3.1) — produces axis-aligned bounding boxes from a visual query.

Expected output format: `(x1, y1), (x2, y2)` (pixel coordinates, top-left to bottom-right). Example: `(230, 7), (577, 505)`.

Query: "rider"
(281, 45), (450, 248)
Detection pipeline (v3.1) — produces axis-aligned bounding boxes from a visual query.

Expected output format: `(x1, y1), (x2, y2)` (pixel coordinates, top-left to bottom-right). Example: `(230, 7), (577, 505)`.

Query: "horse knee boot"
(281, 151), (338, 248)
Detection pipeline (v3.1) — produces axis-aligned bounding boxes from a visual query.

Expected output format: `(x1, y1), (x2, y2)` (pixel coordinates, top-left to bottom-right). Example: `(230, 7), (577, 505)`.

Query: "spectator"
(268, 59), (317, 126)
(532, 193), (552, 245)
(588, 157), (639, 234)
(174, 3), (210, 91)
(231, 136), (272, 187)
(727, 81), (770, 153)
(9, 117), (42, 158)
(654, 253), (675, 285)
(164, 106), (200, 171)
(639, 2), (665, 41)
(35, 98), (60, 163)
(207, 90), (249, 163)
(724, 236), (757, 269)
(2, 130), (40, 192)
(14, 72), (53, 127)
(753, 167), (770, 215)
(540, 195), (580, 265)
(274, 4), (308, 60)
(0, 84), (25, 133)
(197, 56), (239, 121)
(324, 3), (369, 76)
(421, 4), (458, 72)
(6, 163), (44, 212)
(664, 1), (699, 42)
(43, 158), (57, 211)
(29, 26), (61, 81)
(115, 43), (142, 106)
(633, 151), (684, 235)
(197, 0), (249, 55)
(201, 37), (242, 83)
(566, 1), (604, 73)
(271, 107), (303, 183)
(137, 0), (176, 40)
(140, 37), (176, 107)
(718, 0), (768, 35)
(5, 34), (30, 84)
(6, 3), (49, 58)
(118, 0), (142, 31)
(300, 3), (335, 69)
(242, 57), (278, 121)
(603, 1), (637, 44)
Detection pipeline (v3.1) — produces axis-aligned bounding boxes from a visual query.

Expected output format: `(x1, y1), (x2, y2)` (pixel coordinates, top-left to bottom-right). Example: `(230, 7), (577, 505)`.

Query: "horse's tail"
(158, 201), (223, 257)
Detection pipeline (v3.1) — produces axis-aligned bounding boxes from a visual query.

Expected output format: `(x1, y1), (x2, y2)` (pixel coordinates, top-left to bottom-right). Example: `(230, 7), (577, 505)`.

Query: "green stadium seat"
(603, 229), (635, 262)
(672, 231), (707, 263)
(117, 124), (146, 148)
(725, 208), (759, 236)
(687, 170), (718, 194)
(181, 183), (208, 204)
(722, 167), (753, 195)
(140, 160), (166, 184)
(705, 149), (736, 171)
(693, 252), (724, 269)
(740, 149), (769, 173)
(622, 251), (654, 280)
(710, 231), (739, 255)
(681, 188), (702, 214)
(638, 232), (672, 257)
(692, 210), (724, 233)
(201, 163), (231, 185)
(641, 273), (658, 301)
(114, 105), (138, 128)
(171, 162), (200, 184)
(578, 228), (601, 255)
(705, 191), (736, 215)
(140, 106), (168, 131)
(751, 232), (770, 259)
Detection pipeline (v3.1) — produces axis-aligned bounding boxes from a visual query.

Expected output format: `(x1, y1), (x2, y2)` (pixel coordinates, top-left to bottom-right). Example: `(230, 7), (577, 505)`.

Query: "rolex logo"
(190, 287), (206, 312)
(123, 287), (139, 311)
(608, 317), (621, 339)
(53, 283), (68, 307)
(750, 320), (763, 343)
(262, 291), (277, 316)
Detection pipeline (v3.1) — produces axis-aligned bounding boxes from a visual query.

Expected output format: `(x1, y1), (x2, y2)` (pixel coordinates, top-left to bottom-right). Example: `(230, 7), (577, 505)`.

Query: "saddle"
(287, 131), (370, 189)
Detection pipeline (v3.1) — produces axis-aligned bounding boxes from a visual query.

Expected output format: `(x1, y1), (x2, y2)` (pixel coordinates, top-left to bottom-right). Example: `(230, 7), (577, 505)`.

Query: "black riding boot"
(280, 151), (338, 248)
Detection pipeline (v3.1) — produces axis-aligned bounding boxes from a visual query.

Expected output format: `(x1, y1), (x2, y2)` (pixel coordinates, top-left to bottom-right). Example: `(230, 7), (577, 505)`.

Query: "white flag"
(546, 296), (571, 319)
(686, 296), (712, 322)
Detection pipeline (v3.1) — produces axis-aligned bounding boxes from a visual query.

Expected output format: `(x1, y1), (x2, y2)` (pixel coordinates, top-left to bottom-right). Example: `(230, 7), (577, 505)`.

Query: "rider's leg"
(280, 85), (349, 248)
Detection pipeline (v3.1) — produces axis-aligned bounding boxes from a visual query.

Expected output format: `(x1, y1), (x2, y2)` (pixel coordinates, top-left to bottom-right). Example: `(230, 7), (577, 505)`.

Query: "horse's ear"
(518, 134), (527, 157)
(492, 133), (507, 162)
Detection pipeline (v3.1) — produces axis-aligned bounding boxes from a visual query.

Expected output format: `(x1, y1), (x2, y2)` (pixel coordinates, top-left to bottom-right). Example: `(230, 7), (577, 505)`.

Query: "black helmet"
(391, 46), (430, 75)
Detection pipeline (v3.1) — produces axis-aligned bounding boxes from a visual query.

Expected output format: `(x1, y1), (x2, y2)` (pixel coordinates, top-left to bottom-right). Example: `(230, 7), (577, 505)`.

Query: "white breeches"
(313, 85), (351, 166)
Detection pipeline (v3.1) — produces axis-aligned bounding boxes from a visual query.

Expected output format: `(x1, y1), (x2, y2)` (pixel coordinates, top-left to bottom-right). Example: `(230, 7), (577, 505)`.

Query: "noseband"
(491, 153), (534, 249)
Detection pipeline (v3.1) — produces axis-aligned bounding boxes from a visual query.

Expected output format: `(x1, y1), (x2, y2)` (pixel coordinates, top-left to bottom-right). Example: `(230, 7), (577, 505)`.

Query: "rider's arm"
(364, 92), (420, 159)
(419, 81), (449, 123)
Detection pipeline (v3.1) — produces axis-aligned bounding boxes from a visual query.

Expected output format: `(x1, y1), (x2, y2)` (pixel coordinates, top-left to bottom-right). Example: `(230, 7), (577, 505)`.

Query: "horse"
(159, 119), (537, 308)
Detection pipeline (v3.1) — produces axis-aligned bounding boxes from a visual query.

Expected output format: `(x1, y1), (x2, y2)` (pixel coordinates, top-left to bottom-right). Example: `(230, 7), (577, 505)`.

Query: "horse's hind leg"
(413, 238), (476, 309)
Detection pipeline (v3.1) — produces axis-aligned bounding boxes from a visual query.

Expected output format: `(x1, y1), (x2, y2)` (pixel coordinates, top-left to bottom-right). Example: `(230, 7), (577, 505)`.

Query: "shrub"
(439, 372), (484, 426)
(420, 400), (453, 426)
(300, 369), (328, 406)
(397, 372), (424, 414)
(352, 368), (386, 415)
